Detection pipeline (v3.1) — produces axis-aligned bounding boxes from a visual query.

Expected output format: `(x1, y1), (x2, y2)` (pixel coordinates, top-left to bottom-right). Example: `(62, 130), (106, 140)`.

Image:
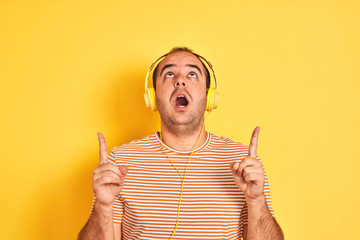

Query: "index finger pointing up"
(248, 126), (260, 158)
(97, 132), (108, 165)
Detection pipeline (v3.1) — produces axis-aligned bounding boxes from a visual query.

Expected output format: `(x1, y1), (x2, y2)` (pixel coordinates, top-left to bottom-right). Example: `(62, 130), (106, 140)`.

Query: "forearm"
(246, 196), (284, 240)
(78, 202), (115, 240)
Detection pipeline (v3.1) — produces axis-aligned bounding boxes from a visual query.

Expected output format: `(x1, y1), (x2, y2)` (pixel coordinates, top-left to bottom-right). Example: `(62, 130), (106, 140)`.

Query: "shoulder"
(207, 132), (262, 163)
(111, 133), (158, 155)
(108, 133), (162, 166)
(109, 133), (159, 166)
(208, 132), (248, 151)
(192, 132), (253, 163)
(204, 132), (250, 159)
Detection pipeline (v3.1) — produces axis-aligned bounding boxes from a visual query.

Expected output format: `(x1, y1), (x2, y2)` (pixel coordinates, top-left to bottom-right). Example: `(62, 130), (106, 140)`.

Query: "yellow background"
(1, 0), (359, 239)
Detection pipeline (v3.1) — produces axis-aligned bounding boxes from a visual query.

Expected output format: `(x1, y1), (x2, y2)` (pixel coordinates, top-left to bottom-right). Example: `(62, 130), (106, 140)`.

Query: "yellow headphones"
(144, 51), (219, 112)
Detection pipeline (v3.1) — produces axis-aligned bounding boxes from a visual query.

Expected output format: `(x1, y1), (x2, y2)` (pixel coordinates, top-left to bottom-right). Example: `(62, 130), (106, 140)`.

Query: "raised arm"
(231, 127), (284, 240)
(78, 133), (128, 240)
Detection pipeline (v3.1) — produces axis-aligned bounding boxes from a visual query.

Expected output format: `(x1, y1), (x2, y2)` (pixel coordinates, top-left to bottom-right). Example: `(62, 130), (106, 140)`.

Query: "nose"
(175, 82), (185, 87)
(174, 76), (186, 88)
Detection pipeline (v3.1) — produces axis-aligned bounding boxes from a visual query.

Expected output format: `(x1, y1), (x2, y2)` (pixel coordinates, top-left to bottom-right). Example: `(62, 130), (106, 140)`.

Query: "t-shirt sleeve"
(240, 154), (275, 226)
(108, 147), (125, 224)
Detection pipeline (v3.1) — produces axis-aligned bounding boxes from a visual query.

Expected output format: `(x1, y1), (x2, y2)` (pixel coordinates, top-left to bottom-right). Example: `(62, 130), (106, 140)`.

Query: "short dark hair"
(152, 46), (211, 90)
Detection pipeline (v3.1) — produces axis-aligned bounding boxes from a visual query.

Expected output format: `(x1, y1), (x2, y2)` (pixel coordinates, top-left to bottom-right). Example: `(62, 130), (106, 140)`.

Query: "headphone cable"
(158, 121), (205, 239)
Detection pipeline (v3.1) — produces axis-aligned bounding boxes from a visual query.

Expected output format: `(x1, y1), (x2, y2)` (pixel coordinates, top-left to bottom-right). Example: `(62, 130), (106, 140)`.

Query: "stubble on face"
(156, 93), (207, 137)
(155, 51), (208, 137)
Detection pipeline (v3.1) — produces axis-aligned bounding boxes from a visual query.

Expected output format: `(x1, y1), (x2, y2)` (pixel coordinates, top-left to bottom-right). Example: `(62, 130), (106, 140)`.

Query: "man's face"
(155, 51), (207, 131)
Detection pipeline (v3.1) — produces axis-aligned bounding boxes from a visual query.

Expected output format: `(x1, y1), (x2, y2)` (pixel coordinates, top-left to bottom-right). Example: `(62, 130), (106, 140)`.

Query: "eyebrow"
(159, 64), (203, 76)
(160, 64), (175, 76)
(187, 64), (202, 75)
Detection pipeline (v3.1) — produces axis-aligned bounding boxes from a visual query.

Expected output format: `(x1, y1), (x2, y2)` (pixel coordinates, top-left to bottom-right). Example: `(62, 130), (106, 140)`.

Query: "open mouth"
(175, 95), (189, 108)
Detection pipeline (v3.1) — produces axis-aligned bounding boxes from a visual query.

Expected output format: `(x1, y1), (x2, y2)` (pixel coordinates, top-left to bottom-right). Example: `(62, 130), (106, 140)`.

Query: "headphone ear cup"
(144, 88), (157, 111)
(206, 88), (219, 112)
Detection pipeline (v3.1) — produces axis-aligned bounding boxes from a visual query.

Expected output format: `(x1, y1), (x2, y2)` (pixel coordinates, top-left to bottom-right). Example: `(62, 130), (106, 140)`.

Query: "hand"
(230, 127), (265, 202)
(92, 132), (128, 207)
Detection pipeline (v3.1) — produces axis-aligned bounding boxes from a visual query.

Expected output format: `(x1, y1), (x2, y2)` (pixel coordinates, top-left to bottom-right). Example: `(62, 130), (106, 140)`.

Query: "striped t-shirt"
(108, 132), (274, 239)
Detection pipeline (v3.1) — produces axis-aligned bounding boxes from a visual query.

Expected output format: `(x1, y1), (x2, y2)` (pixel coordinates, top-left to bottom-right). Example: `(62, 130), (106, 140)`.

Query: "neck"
(159, 121), (207, 151)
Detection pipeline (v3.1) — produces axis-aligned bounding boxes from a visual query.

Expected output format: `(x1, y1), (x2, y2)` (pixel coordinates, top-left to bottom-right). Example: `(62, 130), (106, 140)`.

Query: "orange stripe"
(92, 132), (275, 239)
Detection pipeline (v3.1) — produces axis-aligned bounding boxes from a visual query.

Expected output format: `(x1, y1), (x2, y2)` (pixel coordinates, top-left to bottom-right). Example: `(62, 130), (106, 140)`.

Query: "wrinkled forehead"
(156, 51), (205, 73)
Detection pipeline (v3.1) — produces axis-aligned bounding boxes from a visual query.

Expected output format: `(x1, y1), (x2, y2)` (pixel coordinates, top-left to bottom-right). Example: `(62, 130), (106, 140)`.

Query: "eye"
(165, 72), (174, 78)
(188, 72), (198, 78)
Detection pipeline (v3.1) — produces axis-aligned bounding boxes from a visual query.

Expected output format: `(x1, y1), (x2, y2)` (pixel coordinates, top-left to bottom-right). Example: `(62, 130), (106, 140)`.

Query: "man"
(78, 47), (284, 239)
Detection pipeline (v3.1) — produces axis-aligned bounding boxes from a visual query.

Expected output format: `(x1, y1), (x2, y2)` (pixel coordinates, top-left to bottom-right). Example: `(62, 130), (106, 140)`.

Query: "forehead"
(157, 51), (204, 71)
